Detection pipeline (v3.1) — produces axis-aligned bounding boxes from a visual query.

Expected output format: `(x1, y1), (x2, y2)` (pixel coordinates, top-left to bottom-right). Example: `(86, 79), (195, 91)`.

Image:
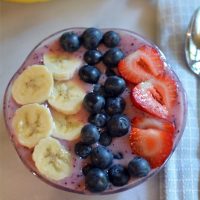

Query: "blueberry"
(105, 97), (126, 115)
(105, 69), (116, 77)
(108, 164), (130, 186)
(128, 157), (151, 177)
(107, 114), (130, 137)
(103, 48), (124, 68)
(99, 132), (112, 146)
(81, 124), (100, 145)
(88, 113), (107, 127)
(81, 28), (103, 50)
(84, 50), (102, 65)
(90, 146), (113, 169)
(79, 65), (101, 84)
(85, 168), (108, 192)
(74, 142), (92, 159)
(93, 83), (101, 93)
(83, 92), (105, 113)
(60, 32), (80, 52)
(103, 31), (120, 47)
(82, 164), (93, 176)
(113, 152), (123, 160)
(104, 76), (126, 97)
(93, 84), (106, 97)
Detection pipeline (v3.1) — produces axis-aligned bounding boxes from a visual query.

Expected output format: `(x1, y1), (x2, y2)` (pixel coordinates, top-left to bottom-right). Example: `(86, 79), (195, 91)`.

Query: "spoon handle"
(192, 7), (200, 48)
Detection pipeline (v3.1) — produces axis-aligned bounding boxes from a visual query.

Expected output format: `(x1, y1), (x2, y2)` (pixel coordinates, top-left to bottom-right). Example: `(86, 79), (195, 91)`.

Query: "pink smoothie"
(3, 28), (187, 194)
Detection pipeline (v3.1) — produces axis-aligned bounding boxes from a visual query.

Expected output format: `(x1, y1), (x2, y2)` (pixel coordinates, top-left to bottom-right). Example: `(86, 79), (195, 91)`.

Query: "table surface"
(0, 0), (160, 199)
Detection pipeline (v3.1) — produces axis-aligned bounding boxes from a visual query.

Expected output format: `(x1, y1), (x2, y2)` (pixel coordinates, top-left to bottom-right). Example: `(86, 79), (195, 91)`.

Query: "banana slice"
(12, 65), (53, 105)
(43, 52), (82, 81)
(48, 81), (86, 115)
(32, 137), (73, 181)
(12, 103), (54, 148)
(51, 109), (84, 141)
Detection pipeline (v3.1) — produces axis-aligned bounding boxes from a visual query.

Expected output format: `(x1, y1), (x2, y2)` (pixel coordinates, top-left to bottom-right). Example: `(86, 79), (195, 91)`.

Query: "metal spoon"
(185, 7), (200, 76)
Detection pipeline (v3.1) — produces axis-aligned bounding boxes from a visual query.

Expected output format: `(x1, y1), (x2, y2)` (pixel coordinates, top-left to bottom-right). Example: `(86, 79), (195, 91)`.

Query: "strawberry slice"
(118, 45), (165, 84)
(131, 74), (178, 120)
(132, 117), (175, 134)
(129, 127), (173, 168)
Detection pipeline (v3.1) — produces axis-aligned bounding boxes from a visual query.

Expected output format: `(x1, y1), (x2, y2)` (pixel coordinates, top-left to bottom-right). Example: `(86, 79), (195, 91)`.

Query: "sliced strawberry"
(118, 45), (165, 84)
(131, 74), (178, 120)
(131, 81), (169, 119)
(129, 127), (173, 168)
(132, 117), (175, 134)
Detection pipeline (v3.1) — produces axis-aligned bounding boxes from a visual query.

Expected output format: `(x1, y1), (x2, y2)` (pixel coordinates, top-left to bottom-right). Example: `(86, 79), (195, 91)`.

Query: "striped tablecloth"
(157, 1), (200, 200)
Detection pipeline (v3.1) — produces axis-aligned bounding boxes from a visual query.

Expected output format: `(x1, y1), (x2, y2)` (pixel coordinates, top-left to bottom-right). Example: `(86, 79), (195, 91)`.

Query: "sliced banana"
(32, 137), (73, 181)
(12, 103), (54, 148)
(48, 81), (86, 115)
(43, 52), (82, 81)
(51, 109), (84, 141)
(12, 65), (53, 105)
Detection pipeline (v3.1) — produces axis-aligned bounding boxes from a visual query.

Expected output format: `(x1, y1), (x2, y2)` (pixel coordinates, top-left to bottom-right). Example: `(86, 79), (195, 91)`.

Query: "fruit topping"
(118, 45), (165, 83)
(83, 92), (105, 113)
(129, 127), (173, 168)
(81, 28), (103, 50)
(90, 146), (113, 169)
(85, 168), (108, 192)
(93, 84), (106, 96)
(74, 142), (92, 159)
(131, 74), (177, 120)
(43, 52), (82, 81)
(12, 65), (53, 105)
(108, 164), (130, 186)
(48, 81), (86, 115)
(128, 156), (151, 177)
(88, 113), (108, 127)
(105, 96), (126, 115)
(80, 124), (100, 145)
(107, 114), (130, 137)
(51, 108), (84, 141)
(103, 47), (124, 68)
(99, 131), (112, 146)
(82, 164), (93, 176)
(84, 50), (102, 65)
(79, 65), (101, 84)
(104, 76), (126, 97)
(12, 103), (54, 148)
(132, 116), (175, 134)
(102, 31), (121, 48)
(105, 69), (116, 77)
(60, 32), (80, 52)
(32, 137), (73, 180)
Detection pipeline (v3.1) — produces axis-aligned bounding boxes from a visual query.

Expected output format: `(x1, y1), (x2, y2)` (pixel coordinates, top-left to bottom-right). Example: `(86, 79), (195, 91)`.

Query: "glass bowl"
(3, 28), (187, 195)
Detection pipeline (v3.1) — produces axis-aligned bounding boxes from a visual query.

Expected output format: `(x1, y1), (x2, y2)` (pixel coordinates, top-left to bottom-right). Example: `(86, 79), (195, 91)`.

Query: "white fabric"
(157, 1), (200, 200)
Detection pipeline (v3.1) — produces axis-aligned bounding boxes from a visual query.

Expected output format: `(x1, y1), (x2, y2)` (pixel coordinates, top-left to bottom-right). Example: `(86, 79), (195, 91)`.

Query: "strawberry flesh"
(131, 81), (169, 119)
(129, 127), (173, 168)
(132, 116), (175, 134)
(150, 74), (177, 111)
(131, 74), (177, 120)
(118, 45), (165, 84)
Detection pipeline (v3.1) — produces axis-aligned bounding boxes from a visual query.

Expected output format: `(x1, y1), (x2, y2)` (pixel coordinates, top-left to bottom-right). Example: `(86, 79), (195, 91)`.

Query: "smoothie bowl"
(3, 27), (187, 194)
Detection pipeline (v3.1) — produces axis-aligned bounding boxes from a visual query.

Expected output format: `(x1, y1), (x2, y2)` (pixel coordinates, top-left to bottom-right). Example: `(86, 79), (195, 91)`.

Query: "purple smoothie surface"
(3, 28), (187, 194)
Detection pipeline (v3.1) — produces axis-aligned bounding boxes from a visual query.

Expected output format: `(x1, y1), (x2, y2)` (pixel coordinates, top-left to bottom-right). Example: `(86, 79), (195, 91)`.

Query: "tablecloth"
(157, 1), (200, 200)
